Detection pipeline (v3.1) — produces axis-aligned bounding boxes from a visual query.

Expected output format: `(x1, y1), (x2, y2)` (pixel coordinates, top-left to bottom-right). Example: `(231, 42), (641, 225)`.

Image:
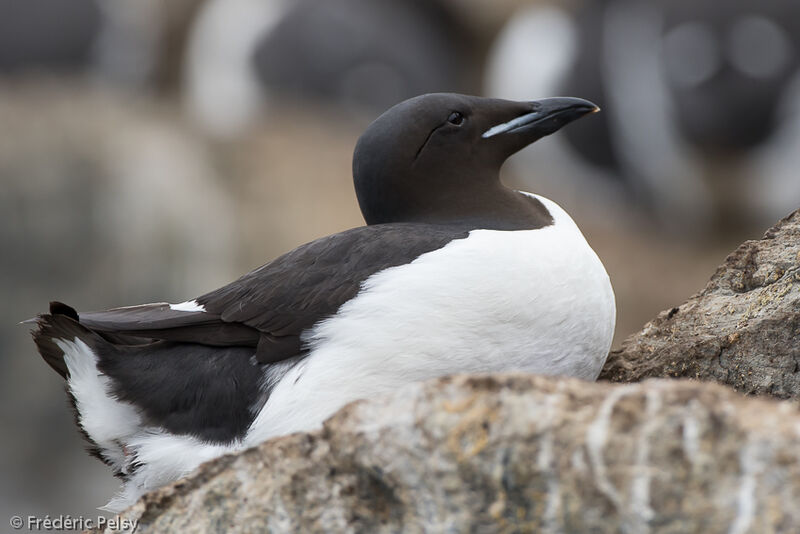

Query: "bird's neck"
(399, 185), (554, 231)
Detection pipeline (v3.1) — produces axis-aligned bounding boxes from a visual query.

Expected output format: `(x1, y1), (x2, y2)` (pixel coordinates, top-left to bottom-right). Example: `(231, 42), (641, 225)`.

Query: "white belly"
(245, 194), (615, 444)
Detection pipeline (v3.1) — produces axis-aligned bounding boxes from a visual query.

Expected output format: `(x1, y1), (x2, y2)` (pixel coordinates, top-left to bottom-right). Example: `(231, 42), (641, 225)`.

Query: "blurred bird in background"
(0, 0), (160, 85)
(486, 0), (800, 236)
(184, 0), (478, 136)
(2, 0), (798, 518)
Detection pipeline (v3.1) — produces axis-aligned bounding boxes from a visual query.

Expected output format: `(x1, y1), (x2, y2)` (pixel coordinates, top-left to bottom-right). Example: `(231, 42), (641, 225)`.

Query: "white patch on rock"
(728, 440), (762, 534)
(537, 394), (562, 533)
(630, 387), (660, 530)
(682, 399), (702, 464)
(586, 384), (637, 514)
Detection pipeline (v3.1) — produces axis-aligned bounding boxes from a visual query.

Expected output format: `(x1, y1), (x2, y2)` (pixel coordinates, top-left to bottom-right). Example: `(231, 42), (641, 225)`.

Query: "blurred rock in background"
(0, 81), (237, 520)
(2, 0), (798, 518)
(226, 105), (365, 268)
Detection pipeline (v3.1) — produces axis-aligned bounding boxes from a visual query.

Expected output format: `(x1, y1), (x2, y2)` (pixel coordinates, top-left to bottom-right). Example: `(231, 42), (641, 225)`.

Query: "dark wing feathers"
(78, 304), (260, 346)
(80, 303), (213, 329)
(60, 223), (466, 364)
(197, 223), (466, 362)
(97, 339), (264, 443)
(256, 334), (303, 364)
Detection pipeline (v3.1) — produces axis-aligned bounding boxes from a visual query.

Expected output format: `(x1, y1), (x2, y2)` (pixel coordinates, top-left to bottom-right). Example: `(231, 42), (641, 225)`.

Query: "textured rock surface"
(105, 375), (800, 534)
(600, 209), (800, 397)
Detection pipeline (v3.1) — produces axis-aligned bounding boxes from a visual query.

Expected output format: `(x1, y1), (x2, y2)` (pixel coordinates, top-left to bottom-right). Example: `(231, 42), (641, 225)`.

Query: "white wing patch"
(169, 300), (206, 312)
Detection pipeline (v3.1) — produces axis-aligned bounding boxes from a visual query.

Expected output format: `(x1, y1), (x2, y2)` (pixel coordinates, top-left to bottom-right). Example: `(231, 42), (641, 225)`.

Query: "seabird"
(30, 93), (615, 511)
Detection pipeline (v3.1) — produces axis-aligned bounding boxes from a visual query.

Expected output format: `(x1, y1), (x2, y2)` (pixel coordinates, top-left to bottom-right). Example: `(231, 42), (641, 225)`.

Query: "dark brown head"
(353, 93), (598, 225)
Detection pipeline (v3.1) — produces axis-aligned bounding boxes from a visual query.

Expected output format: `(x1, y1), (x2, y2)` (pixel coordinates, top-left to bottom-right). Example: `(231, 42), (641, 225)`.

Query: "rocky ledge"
(114, 376), (800, 533)
(601, 209), (800, 397)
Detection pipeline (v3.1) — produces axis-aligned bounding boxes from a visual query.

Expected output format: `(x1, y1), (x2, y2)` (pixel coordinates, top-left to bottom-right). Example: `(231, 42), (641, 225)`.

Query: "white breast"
(245, 193), (616, 445)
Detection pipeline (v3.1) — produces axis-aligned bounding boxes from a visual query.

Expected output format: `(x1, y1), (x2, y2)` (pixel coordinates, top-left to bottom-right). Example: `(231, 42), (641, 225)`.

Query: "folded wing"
(72, 223), (467, 364)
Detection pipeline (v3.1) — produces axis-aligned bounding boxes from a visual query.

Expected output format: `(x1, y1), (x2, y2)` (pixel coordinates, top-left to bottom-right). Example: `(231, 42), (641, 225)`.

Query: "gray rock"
(105, 375), (800, 533)
(601, 208), (800, 397)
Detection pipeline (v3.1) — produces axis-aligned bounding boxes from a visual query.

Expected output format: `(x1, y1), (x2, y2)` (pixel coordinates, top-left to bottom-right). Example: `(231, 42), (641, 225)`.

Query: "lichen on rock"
(601, 209), (800, 398)
(105, 376), (800, 533)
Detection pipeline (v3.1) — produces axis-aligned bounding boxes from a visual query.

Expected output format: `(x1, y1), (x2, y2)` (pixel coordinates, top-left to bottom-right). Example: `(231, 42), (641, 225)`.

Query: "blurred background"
(2, 0), (798, 519)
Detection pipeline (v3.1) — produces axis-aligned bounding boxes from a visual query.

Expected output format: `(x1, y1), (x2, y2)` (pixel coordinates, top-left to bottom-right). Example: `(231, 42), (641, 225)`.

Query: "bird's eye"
(447, 111), (464, 126)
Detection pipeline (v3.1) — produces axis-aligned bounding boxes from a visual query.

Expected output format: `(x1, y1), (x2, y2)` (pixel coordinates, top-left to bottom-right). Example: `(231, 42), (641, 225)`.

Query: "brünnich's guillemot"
(30, 93), (615, 511)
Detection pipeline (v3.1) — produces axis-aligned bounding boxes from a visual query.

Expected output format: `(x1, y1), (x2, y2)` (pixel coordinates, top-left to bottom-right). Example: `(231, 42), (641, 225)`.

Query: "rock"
(103, 374), (800, 533)
(601, 209), (800, 397)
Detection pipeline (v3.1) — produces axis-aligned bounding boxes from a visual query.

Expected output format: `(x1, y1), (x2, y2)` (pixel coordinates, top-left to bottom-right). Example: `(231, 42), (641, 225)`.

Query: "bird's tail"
(30, 302), (141, 477)
(31, 302), (88, 379)
(29, 302), (256, 512)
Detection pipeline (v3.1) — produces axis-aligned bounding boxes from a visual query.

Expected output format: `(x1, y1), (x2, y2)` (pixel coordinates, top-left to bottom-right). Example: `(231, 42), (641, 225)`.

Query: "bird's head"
(353, 93), (598, 225)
